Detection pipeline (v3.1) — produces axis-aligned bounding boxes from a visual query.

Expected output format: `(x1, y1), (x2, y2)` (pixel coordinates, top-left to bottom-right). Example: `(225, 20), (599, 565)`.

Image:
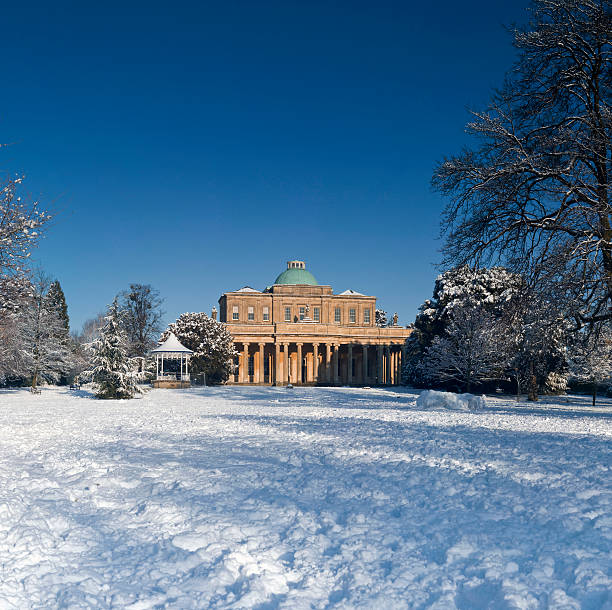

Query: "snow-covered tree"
(404, 266), (523, 387)
(421, 303), (510, 393)
(569, 325), (612, 405)
(17, 272), (73, 389)
(375, 309), (388, 327)
(509, 296), (569, 401)
(119, 283), (164, 358)
(46, 281), (69, 330)
(162, 312), (237, 384)
(433, 0), (611, 327)
(0, 275), (32, 382)
(88, 298), (140, 399)
(0, 170), (52, 383)
(0, 175), (51, 277)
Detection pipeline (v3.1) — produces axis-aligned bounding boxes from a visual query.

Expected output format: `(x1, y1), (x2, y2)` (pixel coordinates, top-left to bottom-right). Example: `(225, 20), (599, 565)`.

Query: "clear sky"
(1, 0), (530, 332)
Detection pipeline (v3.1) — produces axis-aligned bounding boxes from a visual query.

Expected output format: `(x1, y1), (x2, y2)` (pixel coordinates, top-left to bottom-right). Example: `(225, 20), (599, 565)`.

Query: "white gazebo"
(151, 333), (194, 388)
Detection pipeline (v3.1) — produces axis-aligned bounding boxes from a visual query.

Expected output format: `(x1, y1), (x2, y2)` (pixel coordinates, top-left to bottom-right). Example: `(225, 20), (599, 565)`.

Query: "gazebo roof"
(151, 332), (194, 355)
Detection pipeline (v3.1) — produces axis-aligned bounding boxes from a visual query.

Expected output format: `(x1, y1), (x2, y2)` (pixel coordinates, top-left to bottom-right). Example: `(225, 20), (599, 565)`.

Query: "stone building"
(218, 261), (412, 386)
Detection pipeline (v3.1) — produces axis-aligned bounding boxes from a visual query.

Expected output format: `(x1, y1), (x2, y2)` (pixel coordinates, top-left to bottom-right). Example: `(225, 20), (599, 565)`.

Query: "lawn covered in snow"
(0, 386), (610, 609)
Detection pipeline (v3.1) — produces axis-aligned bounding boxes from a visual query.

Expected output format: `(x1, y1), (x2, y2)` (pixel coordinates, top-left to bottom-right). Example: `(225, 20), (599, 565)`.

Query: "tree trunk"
(515, 367), (521, 402)
(31, 370), (38, 390)
(527, 361), (538, 402)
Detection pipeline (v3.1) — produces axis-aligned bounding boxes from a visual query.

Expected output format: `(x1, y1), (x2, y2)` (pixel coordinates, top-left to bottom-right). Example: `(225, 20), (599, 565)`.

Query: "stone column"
(362, 345), (368, 384)
(242, 343), (249, 383)
(395, 349), (400, 385)
(258, 343), (265, 384)
(333, 344), (340, 385)
(313, 343), (319, 384)
(377, 345), (383, 386)
(385, 345), (391, 384)
(325, 343), (331, 383)
(275, 343), (281, 385)
(284, 343), (290, 384)
(347, 344), (353, 385)
(296, 343), (303, 384)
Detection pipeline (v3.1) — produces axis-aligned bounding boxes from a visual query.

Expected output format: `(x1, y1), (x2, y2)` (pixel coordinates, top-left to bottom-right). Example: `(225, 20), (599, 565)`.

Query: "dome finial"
(287, 260), (306, 270)
(274, 260), (318, 285)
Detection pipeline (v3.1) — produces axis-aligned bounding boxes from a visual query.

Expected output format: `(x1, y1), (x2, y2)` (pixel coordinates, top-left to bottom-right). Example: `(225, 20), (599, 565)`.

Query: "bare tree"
(433, 0), (611, 327)
(569, 322), (612, 404)
(119, 284), (164, 358)
(17, 270), (72, 389)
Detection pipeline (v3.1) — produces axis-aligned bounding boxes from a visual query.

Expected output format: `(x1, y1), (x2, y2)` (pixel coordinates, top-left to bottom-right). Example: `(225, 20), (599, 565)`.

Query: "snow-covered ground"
(0, 386), (610, 609)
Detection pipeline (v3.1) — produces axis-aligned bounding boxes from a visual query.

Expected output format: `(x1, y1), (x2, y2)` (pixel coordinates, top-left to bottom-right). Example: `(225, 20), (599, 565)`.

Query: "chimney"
(211, 306), (218, 321)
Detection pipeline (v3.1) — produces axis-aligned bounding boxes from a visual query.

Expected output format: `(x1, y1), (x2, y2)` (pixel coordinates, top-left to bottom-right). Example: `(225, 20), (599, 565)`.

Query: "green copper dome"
(274, 260), (318, 285)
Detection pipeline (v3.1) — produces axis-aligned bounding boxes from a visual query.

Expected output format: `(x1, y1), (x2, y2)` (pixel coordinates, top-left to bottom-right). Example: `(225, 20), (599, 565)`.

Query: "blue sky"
(1, 1), (529, 331)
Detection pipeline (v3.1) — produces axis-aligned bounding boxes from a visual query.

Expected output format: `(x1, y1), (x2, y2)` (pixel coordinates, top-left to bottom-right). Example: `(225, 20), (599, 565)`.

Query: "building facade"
(218, 261), (412, 386)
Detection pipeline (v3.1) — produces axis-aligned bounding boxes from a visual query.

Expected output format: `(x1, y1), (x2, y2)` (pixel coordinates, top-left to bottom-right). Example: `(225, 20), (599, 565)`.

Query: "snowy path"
(0, 386), (610, 609)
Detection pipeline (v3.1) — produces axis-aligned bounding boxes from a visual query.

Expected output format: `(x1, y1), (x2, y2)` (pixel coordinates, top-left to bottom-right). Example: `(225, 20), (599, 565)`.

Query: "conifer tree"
(46, 280), (69, 330)
(375, 309), (388, 327)
(88, 298), (140, 399)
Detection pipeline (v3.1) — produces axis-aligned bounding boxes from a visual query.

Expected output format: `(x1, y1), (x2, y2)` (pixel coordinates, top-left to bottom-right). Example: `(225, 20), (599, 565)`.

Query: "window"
(334, 307), (341, 323)
(313, 307), (320, 322)
(349, 308), (356, 323)
(364, 308), (370, 324)
(232, 305), (239, 321)
(285, 306), (291, 322)
(248, 306), (254, 321)
(299, 306), (306, 321)
(263, 306), (269, 322)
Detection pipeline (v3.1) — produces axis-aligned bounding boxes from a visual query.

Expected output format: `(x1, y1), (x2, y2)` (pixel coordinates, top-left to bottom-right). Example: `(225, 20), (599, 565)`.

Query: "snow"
(417, 389), (487, 411)
(0, 386), (610, 608)
(338, 289), (364, 296)
(151, 332), (193, 354)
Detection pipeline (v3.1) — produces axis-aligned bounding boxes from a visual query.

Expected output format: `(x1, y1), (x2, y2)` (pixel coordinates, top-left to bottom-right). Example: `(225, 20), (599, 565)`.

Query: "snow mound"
(416, 390), (485, 411)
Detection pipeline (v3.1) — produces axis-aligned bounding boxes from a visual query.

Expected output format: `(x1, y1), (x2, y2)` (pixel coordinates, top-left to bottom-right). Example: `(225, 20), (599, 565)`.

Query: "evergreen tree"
(162, 312), (236, 384)
(375, 309), (388, 327)
(45, 279), (72, 383)
(88, 298), (140, 399)
(46, 280), (69, 330)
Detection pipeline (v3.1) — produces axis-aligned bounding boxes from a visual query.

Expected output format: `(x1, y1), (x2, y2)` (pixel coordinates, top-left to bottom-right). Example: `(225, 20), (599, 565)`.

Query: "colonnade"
(232, 341), (406, 386)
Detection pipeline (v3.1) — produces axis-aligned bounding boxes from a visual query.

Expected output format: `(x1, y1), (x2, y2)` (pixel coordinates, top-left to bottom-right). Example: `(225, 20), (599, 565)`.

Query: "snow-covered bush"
(162, 312), (237, 384)
(416, 390), (486, 411)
